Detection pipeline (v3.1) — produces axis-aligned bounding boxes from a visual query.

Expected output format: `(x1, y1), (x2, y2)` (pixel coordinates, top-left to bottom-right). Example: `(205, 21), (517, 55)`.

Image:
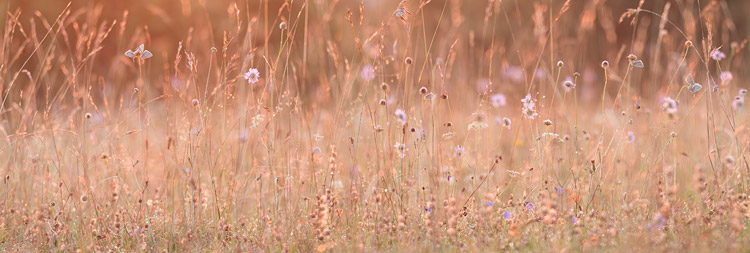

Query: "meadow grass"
(0, 0), (749, 251)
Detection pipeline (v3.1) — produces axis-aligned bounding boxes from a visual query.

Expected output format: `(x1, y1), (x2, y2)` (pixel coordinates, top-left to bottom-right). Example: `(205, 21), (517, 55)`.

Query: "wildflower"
(486, 201), (494, 207)
(394, 142), (407, 158)
(495, 116), (511, 129)
(543, 119), (552, 126)
(562, 78), (575, 92)
(556, 186), (563, 195)
(467, 121), (488, 131)
(721, 71), (733, 85)
(394, 109), (407, 126)
(739, 88), (748, 96)
(124, 44), (152, 60)
(661, 97), (677, 114)
(733, 96), (744, 110)
(521, 94), (539, 119)
(490, 93), (507, 108)
(503, 211), (513, 220)
(525, 203), (534, 211)
(453, 145), (465, 157)
(571, 216), (577, 224)
(627, 131), (635, 144)
(442, 132), (454, 140)
(710, 49), (726, 61)
(725, 155), (736, 167)
(361, 65), (375, 81)
(503, 65), (524, 83)
(476, 78), (491, 93)
(244, 68), (261, 84)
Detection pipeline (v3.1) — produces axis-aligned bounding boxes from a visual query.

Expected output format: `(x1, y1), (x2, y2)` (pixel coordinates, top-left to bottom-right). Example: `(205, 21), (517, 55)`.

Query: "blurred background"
(2, 0), (748, 110)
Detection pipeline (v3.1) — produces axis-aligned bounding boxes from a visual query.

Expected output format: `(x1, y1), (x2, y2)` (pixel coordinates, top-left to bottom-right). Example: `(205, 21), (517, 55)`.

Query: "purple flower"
(721, 71), (733, 85)
(525, 203), (534, 211)
(556, 186), (563, 195)
(710, 49), (726, 61)
(486, 201), (494, 207)
(521, 94), (538, 119)
(571, 216), (577, 224)
(244, 68), (261, 84)
(503, 65), (524, 83)
(361, 65), (375, 81)
(627, 131), (635, 144)
(503, 210), (513, 220)
(453, 145), (465, 157)
(394, 109), (407, 126)
(426, 206), (432, 212)
(490, 93), (507, 108)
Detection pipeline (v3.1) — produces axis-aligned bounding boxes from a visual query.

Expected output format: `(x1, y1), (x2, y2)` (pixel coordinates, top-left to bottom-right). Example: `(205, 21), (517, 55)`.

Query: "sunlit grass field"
(0, 0), (749, 251)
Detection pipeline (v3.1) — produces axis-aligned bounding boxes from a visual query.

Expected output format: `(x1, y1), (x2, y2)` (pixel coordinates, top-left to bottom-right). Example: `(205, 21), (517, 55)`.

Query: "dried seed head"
(685, 40), (693, 47)
(381, 83), (388, 90)
(557, 61), (564, 68)
(441, 94), (448, 99)
(192, 99), (200, 106)
(405, 57), (413, 65)
(85, 113), (92, 119)
(543, 119), (553, 126)
(419, 87), (428, 94)
(134, 87), (140, 93)
(444, 122), (453, 127)
(574, 72), (581, 78)
(627, 54), (637, 61)
(379, 99), (386, 106)
(279, 22), (287, 30)
(80, 195), (88, 202)
(210, 47), (217, 53)
(601, 60), (609, 68)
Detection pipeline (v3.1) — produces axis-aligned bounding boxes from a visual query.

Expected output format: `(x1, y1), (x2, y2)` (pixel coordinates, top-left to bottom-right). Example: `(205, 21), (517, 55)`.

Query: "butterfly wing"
(141, 50), (153, 59)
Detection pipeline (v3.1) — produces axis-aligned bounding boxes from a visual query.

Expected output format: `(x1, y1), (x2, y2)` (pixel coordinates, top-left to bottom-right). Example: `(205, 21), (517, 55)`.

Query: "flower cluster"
(521, 94), (538, 119)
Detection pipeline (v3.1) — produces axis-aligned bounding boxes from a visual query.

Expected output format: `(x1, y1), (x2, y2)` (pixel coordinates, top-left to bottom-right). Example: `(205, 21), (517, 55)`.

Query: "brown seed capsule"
(405, 57), (413, 65)
(627, 54), (637, 61)
(441, 94), (448, 99)
(419, 87), (428, 94)
(684, 40), (693, 48)
(381, 83), (388, 90)
(601, 60), (609, 68)
(85, 113), (92, 119)
(379, 99), (386, 106)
